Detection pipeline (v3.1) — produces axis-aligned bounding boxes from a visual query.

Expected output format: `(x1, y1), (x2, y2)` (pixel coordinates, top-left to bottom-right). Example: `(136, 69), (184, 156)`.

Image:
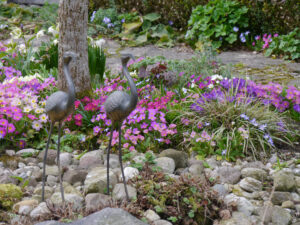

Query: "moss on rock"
(0, 184), (23, 209)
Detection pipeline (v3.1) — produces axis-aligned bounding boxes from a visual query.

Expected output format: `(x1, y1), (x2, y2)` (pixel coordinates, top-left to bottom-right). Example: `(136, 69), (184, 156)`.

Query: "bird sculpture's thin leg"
(107, 126), (114, 196)
(57, 122), (65, 202)
(119, 127), (129, 201)
(42, 122), (54, 202)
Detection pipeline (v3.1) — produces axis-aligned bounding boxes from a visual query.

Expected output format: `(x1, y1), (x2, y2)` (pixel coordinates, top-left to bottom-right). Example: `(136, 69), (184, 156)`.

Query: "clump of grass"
(171, 81), (297, 160)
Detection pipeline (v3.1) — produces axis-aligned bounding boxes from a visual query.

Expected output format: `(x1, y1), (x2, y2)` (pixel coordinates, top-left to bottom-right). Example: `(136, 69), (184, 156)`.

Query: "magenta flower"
(93, 126), (101, 135)
(7, 123), (16, 133)
(0, 119), (8, 127)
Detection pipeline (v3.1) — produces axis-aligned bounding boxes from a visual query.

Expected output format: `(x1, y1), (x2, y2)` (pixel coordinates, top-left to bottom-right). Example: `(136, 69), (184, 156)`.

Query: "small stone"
(159, 149), (188, 169)
(45, 165), (59, 176)
(33, 186), (54, 200)
(13, 199), (38, 213)
(295, 204), (300, 212)
(239, 177), (262, 192)
(112, 183), (137, 201)
(282, 200), (294, 209)
(144, 209), (160, 221)
(47, 175), (57, 187)
(119, 167), (139, 182)
(291, 192), (300, 202)
(85, 193), (112, 212)
(30, 202), (51, 220)
(205, 157), (219, 169)
(132, 154), (145, 164)
(218, 211), (252, 225)
(5, 150), (15, 156)
(258, 203), (273, 224)
(16, 148), (38, 156)
(19, 205), (34, 215)
(293, 168), (300, 176)
(84, 166), (117, 194)
(155, 157), (175, 174)
(273, 170), (296, 192)
(55, 152), (72, 167)
(241, 167), (267, 181)
(216, 166), (241, 184)
(38, 149), (57, 165)
(271, 192), (292, 205)
(79, 150), (103, 169)
(271, 206), (291, 225)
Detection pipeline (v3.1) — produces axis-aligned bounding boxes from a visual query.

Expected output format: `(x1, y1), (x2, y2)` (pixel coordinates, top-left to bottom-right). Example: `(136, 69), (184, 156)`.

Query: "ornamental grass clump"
(127, 164), (225, 225)
(172, 77), (297, 160)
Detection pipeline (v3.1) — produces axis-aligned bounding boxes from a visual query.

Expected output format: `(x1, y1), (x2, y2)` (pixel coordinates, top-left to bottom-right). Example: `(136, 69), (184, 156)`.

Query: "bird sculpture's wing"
(104, 91), (131, 121)
(45, 91), (69, 113)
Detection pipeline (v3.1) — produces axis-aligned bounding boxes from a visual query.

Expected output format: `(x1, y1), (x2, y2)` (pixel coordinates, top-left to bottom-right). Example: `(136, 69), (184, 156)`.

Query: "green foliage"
(89, 0), (208, 29)
(128, 164), (224, 225)
(186, 0), (249, 49)
(0, 184), (23, 210)
(88, 44), (106, 87)
(36, 43), (59, 70)
(239, 0), (300, 35)
(264, 29), (300, 61)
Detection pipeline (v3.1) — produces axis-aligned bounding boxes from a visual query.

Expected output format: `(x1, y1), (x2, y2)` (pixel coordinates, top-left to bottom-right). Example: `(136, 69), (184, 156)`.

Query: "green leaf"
(135, 33), (148, 44)
(188, 210), (195, 218)
(122, 19), (143, 35)
(151, 24), (169, 38)
(154, 205), (163, 213)
(143, 13), (161, 22)
(225, 33), (237, 44)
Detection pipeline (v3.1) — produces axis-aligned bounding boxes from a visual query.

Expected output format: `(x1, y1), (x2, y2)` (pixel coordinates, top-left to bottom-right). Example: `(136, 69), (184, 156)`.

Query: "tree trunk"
(58, 0), (90, 95)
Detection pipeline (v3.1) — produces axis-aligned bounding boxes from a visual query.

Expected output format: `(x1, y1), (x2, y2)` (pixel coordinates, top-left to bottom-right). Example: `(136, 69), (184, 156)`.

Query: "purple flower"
(222, 149), (227, 156)
(255, 35), (260, 40)
(245, 31), (250, 35)
(259, 124), (267, 131)
(274, 33), (279, 37)
(103, 17), (111, 24)
(293, 104), (300, 113)
(107, 23), (114, 28)
(121, 18), (125, 23)
(168, 20), (173, 26)
(90, 11), (96, 22)
(250, 118), (258, 126)
(233, 27), (239, 32)
(240, 114), (249, 120)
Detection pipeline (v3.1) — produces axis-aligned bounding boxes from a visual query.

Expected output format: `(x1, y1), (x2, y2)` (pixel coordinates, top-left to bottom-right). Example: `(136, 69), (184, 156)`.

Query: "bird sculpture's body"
(104, 53), (137, 201)
(41, 51), (77, 202)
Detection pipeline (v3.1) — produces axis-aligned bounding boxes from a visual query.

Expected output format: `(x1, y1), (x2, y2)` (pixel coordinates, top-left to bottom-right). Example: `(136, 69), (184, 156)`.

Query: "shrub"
(264, 28), (300, 61)
(185, 0), (249, 49)
(239, 0), (300, 35)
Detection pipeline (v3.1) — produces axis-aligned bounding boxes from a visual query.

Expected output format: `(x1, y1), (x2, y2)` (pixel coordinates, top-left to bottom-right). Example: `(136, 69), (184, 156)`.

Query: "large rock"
(271, 206), (291, 225)
(30, 202), (51, 220)
(273, 170), (296, 192)
(16, 148), (38, 156)
(50, 192), (84, 211)
(144, 209), (160, 222)
(0, 184), (23, 209)
(112, 183), (137, 201)
(155, 157), (175, 174)
(85, 193), (112, 212)
(153, 220), (172, 225)
(63, 168), (87, 185)
(84, 166), (117, 194)
(241, 168), (267, 181)
(79, 150), (103, 169)
(38, 149), (57, 165)
(104, 154), (120, 169)
(271, 192), (292, 205)
(159, 149), (188, 169)
(33, 186), (54, 201)
(224, 194), (254, 216)
(34, 207), (148, 225)
(218, 212), (252, 225)
(216, 166), (241, 184)
(45, 165), (59, 176)
(239, 177), (262, 192)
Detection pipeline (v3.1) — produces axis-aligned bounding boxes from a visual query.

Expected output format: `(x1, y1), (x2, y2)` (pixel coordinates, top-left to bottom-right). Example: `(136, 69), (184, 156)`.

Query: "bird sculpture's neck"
(63, 60), (76, 104)
(123, 63), (138, 112)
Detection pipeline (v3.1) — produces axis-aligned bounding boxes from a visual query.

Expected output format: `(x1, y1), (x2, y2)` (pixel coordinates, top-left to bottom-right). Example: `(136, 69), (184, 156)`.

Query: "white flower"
(48, 26), (58, 36)
(23, 106), (31, 113)
(53, 39), (58, 45)
(18, 43), (26, 53)
(30, 56), (35, 61)
(182, 88), (187, 94)
(191, 82), (195, 88)
(208, 84), (214, 89)
(10, 27), (22, 39)
(95, 39), (106, 48)
(211, 74), (223, 81)
(129, 70), (137, 78)
(36, 30), (45, 39)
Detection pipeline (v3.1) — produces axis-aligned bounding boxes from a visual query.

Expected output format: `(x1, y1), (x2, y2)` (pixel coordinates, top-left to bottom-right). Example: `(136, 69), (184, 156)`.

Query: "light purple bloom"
(90, 11), (96, 22)
(222, 149), (227, 156)
(233, 27), (239, 32)
(121, 18), (125, 23)
(103, 17), (111, 24)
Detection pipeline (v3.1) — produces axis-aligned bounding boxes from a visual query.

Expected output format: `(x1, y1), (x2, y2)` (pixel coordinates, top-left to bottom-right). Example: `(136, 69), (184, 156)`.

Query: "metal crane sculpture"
(104, 53), (137, 201)
(41, 51), (77, 202)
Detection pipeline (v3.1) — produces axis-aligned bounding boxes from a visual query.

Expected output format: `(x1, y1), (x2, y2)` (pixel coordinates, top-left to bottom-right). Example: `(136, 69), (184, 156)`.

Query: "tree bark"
(58, 0), (90, 95)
